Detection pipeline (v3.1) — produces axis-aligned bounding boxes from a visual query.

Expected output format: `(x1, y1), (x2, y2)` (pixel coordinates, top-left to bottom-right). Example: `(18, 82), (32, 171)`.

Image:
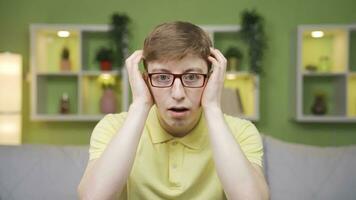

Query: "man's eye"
(157, 74), (170, 81)
(185, 74), (200, 81)
(159, 75), (167, 80)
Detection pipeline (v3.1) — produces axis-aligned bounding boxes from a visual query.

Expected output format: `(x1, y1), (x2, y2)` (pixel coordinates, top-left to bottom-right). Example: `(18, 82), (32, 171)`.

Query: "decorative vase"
(311, 93), (327, 115)
(100, 88), (117, 114)
(60, 59), (71, 71)
(100, 60), (112, 71)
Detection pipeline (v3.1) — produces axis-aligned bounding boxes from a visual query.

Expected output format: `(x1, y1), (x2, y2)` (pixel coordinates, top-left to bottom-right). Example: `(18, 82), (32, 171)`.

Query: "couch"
(0, 135), (355, 200)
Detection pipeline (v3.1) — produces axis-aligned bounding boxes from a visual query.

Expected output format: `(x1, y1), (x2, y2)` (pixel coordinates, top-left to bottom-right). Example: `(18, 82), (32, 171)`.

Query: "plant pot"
(100, 60), (112, 71)
(100, 88), (117, 114)
(60, 59), (71, 71)
(227, 57), (241, 71)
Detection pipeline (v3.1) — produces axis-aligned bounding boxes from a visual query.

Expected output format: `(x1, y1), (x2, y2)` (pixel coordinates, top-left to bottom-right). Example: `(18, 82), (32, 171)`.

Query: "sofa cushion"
(2, 137), (356, 200)
(263, 135), (356, 200)
(0, 145), (88, 200)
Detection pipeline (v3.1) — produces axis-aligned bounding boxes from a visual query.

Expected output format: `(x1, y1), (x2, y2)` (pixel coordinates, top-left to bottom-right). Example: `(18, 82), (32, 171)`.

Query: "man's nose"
(171, 77), (185, 101)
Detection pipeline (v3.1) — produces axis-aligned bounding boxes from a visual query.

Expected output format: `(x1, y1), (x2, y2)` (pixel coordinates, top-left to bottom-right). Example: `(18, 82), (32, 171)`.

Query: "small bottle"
(60, 93), (70, 114)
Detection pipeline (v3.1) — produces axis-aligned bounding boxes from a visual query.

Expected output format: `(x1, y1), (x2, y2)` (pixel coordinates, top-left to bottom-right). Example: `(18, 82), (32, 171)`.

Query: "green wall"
(1, 0), (356, 146)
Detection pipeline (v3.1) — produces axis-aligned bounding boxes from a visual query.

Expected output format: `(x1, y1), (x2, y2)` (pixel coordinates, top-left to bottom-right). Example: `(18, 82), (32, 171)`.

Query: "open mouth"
(168, 107), (189, 112)
(168, 107), (190, 117)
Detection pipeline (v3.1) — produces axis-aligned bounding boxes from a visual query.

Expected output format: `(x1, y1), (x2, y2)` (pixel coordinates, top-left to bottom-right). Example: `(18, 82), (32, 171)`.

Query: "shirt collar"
(146, 105), (208, 150)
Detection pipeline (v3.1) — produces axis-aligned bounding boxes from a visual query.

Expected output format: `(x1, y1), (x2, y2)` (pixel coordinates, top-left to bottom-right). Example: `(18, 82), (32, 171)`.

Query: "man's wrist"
(130, 101), (152, 114)
(203, 105), (223, 118)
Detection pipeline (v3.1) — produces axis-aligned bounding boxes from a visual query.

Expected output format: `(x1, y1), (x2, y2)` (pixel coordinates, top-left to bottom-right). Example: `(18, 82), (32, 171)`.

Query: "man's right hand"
(125, 50), (154, 109)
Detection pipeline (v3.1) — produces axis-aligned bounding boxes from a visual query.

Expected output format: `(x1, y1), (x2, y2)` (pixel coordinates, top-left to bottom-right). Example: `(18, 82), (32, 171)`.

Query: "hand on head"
(125, 50), (154, 108)
(201, 47), (227, 109)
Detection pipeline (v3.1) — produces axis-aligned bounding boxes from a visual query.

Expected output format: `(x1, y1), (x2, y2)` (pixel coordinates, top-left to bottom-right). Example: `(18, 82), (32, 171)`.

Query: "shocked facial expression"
(146, 55), (209, 137)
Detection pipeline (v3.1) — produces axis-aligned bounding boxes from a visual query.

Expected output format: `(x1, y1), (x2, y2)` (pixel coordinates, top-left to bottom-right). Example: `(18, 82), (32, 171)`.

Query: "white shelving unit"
(201, 25), (260, 121)
(30, 24), (130, 121)
(295, 24), (356, 122)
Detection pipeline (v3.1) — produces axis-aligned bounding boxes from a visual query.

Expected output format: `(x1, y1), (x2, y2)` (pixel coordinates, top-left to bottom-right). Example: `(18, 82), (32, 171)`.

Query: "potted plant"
(60, 46), (71, 71)
(311, 91), (327, 115)
(110, 13), (130, 68)
(95, 47), (114, 71)
(240, 9), (267, 74)
(225, 46), (243, 71)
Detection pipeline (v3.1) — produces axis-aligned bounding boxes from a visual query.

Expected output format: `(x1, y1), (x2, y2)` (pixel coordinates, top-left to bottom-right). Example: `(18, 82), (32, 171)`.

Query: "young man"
(78, 21), (269, 200)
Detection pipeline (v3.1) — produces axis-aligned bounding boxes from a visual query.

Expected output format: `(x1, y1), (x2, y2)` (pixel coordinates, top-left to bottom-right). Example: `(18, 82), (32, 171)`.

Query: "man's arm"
(202, 48), (269, 200)
(204, 106), (269, 200)
(78, 50), (153, 200)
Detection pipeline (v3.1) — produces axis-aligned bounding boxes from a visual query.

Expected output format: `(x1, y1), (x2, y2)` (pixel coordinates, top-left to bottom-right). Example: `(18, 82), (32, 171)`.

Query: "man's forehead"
(150, 67), (205, 73)
(147, 57), (208, 73)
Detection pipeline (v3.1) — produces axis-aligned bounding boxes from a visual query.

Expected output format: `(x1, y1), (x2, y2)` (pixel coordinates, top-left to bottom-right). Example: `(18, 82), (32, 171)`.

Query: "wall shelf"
(30, 24), (130, 121)
(296, 24), (356, 122)
(201, 25), (260, 121)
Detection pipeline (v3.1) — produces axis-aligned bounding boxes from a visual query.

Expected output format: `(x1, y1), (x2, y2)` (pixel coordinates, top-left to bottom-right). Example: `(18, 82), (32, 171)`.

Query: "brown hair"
(143, 21), (212, 71)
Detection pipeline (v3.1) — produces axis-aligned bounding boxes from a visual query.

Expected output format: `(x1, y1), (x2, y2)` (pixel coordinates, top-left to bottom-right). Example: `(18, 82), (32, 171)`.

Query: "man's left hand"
(201, 47), (227, 110)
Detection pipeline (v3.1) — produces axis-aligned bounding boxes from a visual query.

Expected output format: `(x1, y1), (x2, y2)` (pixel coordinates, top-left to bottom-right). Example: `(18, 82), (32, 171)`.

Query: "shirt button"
(172, 164), (177, 169)
(172, 141), (178, 146)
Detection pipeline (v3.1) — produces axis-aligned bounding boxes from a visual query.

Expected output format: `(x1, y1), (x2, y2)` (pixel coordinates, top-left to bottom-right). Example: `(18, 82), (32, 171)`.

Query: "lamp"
(0, 52), (22, 145)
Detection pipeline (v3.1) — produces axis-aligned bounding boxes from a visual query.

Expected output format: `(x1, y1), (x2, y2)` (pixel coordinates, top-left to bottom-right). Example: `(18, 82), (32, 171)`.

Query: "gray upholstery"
(0, 145), (88, 200)
(263, 136), (356, 200)
(0, 136), (355, 200)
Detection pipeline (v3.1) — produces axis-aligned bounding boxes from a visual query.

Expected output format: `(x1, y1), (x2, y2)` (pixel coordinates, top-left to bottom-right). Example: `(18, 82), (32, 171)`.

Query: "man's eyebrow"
(151, 68), (171, 73)
(184, 68), (204, 73)
(150, 68), (204, 73)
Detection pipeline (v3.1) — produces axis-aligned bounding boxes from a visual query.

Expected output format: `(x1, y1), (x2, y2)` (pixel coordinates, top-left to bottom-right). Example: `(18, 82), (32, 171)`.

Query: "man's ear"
(143, 59), (148, 71)
(142, 72), (149, 82)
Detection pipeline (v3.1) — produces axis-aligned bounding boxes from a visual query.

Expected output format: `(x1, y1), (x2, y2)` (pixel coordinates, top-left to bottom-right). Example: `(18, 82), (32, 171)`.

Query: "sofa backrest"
(1, 136), (356, 200)
(263, 135), (356, 200)
(0, 145), (88, 200)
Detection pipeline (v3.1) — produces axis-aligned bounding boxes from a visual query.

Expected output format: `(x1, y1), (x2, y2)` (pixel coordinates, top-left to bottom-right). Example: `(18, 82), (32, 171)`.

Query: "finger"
(208, 56), (222, 77)
(127, 50), (143, 60)
(126, 51), (143, 75)
(210, 47), (222, 59)
(210, 49), (227, 83)
(126, 51), (143, 76)
(216, 51), (227, 65)
(207, 55), (219, 70)
(126, 50), (143, 67)
(131, 50), (143, 64)
(210, 47), (226, 65)
(208, 55), (225, 81)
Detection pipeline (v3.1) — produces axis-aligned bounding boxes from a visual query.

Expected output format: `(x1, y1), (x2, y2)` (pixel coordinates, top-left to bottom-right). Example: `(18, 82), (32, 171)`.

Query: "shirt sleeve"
(228, 116), (264, 168)
(89, 112), (127, 161)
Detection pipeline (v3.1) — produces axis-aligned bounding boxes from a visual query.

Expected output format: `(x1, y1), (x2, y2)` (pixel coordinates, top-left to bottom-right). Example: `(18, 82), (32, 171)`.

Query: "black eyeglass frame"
(147, 72), (209, 88)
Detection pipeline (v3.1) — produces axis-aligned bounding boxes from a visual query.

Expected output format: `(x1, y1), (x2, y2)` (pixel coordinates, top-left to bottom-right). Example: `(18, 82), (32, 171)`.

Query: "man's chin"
(166, 117), (188, 126)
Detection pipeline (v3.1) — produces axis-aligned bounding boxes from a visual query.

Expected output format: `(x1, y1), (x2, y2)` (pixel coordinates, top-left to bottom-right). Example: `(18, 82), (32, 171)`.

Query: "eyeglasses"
(147, 73), (208, 88)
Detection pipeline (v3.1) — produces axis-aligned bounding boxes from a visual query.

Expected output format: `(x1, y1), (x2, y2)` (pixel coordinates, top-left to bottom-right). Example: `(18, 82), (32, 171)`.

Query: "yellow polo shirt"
(89, 106), (263, 199)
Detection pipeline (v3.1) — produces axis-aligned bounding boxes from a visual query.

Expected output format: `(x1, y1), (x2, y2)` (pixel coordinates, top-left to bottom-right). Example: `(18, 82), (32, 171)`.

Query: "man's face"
(147, 55), (208, 136)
